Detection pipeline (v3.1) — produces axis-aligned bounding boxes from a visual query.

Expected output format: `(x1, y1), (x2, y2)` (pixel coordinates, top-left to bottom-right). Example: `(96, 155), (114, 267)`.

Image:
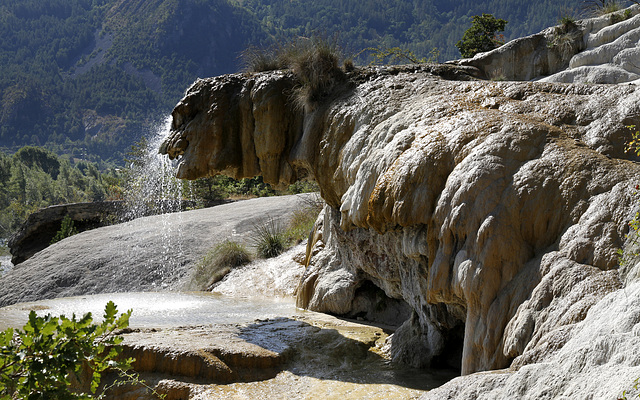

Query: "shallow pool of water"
(0, 292), (458, 398)
(0, 291), (301, 330)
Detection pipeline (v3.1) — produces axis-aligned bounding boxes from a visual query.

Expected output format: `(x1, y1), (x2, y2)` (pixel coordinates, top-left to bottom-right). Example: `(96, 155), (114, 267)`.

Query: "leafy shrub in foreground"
(0, 301), (133, 399)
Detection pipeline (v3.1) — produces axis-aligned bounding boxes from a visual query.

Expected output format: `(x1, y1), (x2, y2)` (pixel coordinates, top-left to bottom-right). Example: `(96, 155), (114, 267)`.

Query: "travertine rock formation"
(453, 5), (640, 84)
(161, 62), (640, 383)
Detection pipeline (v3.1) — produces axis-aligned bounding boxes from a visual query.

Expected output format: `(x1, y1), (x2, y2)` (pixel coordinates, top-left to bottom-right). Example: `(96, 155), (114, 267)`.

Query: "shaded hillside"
(0, 0), (617, 163)
(0, 0), (264, 162)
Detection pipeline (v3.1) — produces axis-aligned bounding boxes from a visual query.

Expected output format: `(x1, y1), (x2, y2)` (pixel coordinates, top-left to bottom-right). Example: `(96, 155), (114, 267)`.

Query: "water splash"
(123, 117), (188, 221)
(118, 117), (191, 287)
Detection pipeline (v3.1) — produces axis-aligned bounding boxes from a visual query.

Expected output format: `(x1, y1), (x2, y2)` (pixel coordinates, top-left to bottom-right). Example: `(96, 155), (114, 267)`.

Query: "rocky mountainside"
(160, 6), (640, 397)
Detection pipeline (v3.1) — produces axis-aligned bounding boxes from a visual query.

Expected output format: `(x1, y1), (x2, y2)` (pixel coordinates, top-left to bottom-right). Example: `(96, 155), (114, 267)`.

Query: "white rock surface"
(161, 67), (640, 381)
(0, 195), (310, 306)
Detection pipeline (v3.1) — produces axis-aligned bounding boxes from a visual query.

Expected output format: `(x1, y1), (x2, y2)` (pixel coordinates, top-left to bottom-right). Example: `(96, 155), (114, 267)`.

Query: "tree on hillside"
(456, 14), (508, 58)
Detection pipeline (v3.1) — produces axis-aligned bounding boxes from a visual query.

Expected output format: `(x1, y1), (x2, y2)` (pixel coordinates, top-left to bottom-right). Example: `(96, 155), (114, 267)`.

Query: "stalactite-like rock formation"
(162, 65), (640, 377)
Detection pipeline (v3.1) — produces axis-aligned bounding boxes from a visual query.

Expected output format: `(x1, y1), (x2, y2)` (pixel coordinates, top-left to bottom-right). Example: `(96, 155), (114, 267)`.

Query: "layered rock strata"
(161, 66), (640, 378)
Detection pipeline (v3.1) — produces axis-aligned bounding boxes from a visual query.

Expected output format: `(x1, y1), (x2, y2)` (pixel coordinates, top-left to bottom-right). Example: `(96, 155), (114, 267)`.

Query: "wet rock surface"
(0, 292), (454, 400)
(0, 195), (310, 306)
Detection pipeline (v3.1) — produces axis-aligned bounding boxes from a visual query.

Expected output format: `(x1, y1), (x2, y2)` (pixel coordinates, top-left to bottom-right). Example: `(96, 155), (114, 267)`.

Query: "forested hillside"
(0, 0), (623, 164)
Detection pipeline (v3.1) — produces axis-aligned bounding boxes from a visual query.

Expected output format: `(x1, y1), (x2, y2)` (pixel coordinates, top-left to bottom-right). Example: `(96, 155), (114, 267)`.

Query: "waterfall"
(117, 117), (192, 288)
(122, 117), (189, 221)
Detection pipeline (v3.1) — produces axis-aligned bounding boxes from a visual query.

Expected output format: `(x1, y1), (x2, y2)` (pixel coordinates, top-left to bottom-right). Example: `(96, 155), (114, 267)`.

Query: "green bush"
(191, 240), (252, 290)
(50, 215), (79, 244)
(251, 217), (287, 259)
(0, 301), (134, 399)
(456, 14), (508, 58)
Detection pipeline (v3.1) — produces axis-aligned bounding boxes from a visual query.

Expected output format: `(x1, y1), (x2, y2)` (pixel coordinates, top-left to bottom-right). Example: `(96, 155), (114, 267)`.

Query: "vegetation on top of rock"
(189, 239), (253, 291)
(456, 13), (508, 58)
(50, 215), (79, 244)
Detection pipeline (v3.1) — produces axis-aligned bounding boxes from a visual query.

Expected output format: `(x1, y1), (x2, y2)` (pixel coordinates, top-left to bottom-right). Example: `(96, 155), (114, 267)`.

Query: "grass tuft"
(251, 217), (287, 259)
(241, 35), (350, 112)
(284, 194), (323, 245)
(190, 240), (252, 290)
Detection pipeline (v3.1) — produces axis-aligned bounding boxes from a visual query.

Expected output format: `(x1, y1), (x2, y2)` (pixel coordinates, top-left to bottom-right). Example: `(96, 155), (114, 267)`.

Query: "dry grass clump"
(251, 194), (323, 258)
(251, 217), (287, 259)
(189, 240), (252, 290)
(241, 36), (350, 111)
(582, 0), (633, 16)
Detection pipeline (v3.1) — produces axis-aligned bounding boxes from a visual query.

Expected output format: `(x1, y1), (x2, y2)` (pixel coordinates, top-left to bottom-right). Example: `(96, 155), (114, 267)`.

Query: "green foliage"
(283, 195), (323, 245)
(0, 0), (588, 163)
(191, 175), (276, 201)
(287, 180), (320, 195)
(357, 46), (440, 65)
(0, 146), (123, 239)
(0, 301), (133, 399)
(190, 240), (252, 290)
(51, 215), (79, 244)
(251, 217), (287, 259)
(559, 15), (578, 30)
(456, 13), (508, 58)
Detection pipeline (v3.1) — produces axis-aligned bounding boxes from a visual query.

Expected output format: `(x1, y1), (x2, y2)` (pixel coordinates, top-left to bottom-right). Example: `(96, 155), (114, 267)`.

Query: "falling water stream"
(118, 118), (190, 287)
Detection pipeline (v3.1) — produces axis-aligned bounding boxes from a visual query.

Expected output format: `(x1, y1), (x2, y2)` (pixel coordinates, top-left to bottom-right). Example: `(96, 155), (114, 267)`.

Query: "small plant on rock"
(190, 240), (252, 290)
(356, 46), (440, 65)
(251, 217), (287, 259)
(241, 35), (351, 111)
(284, 194), (323, 245)
(50, 215), (79, 244)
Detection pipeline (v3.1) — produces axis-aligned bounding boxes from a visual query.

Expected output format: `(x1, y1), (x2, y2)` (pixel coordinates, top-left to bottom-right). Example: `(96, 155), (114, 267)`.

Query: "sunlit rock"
(162, 63), (640, 379)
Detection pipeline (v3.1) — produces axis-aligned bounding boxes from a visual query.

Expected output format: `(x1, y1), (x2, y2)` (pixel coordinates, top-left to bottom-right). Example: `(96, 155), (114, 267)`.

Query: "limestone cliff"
(162, 60), (640, 378)
(453, 5), (640, 84)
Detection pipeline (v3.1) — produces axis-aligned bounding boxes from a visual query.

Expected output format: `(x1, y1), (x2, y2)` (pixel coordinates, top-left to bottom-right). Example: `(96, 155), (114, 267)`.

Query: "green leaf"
(104, 301), (118, 321)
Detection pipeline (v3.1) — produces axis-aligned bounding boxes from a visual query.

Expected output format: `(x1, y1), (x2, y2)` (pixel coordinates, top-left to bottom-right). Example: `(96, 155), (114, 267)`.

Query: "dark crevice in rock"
(344, 279), (412, 327)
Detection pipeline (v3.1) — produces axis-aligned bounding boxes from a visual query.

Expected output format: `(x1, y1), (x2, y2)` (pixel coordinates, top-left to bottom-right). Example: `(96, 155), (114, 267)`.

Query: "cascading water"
(123, 117), (188, 221)
(116, 117), (192, 287)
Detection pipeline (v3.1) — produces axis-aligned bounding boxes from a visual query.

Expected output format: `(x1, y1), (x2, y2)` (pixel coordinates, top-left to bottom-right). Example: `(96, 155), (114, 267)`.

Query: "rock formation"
(0, 195), (308, 306)
(452, 5), (640, 84)
(8, 201), (125, 265)
(160, 21), (640, 396)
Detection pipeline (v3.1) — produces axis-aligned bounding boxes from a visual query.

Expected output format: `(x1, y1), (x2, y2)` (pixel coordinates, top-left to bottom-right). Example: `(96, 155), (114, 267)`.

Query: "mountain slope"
(0, 0), (619, 163)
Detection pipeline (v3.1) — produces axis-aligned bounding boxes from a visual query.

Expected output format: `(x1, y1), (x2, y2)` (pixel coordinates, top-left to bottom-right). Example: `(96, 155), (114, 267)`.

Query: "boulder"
(8, 201), (125, 265)
(451, 5), (640, 84)
(0, 195), (309, 306)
